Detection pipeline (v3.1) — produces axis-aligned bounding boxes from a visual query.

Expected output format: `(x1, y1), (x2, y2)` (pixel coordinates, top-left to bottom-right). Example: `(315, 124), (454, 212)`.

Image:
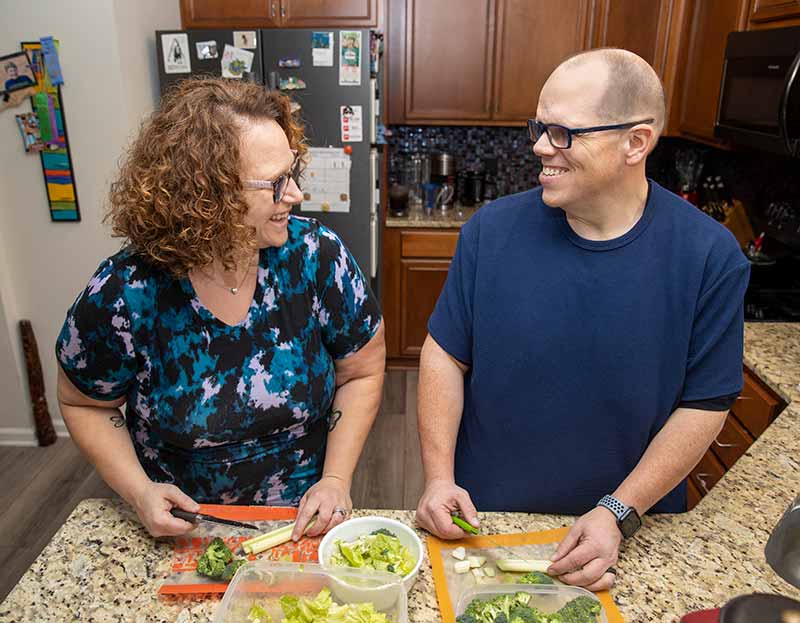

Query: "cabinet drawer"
(710, 414), (754, 470)
(689, 450), (726, 497)
(686, 477), (702, 510)
(401, 231), (459, 258)
(731, 370), (782, 437)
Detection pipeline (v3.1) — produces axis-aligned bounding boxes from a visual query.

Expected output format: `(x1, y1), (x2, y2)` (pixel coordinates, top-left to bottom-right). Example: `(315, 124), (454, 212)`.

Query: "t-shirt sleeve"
(315, 225), (382, 359)
(681, 257), (750, 403)
(55, 258), (138, 401)
(427, 218), (479, 365)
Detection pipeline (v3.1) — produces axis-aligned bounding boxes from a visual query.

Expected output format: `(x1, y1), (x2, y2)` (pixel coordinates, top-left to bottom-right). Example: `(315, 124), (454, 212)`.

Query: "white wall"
(0, 0), (181, 444)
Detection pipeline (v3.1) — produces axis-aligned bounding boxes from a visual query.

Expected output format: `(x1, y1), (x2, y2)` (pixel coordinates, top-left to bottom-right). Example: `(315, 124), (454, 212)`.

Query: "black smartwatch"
(596, 495), (642, 538)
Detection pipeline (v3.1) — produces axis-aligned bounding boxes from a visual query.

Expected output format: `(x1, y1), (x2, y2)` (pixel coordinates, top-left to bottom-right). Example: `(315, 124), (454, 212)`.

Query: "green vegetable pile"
(196, 537), (247, 581)
(329, 528), (416, 577)
(455, 592), (602, 623)
(518, 572), (554, 585)
(246, 588), (390, 623)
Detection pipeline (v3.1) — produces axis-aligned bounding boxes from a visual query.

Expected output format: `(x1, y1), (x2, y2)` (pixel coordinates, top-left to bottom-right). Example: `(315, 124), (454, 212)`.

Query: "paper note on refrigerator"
(161, 33), (191, 74)
(340, 105), (363, 142)
(300, 147), (351, 214)
(312, 32), (334, 67)
(339, 31), (362, 85)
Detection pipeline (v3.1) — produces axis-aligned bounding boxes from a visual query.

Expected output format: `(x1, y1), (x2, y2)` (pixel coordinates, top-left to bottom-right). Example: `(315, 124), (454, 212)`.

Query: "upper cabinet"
(675, 0), (750, 145)
(748, 0), (800, 24)
(387, 0), (593, 124)
(493, 0), (592, 121)
(180, 0), (378, 29)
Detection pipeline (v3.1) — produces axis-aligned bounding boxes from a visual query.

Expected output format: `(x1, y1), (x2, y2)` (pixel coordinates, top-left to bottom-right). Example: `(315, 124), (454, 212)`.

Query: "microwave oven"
(715, 26), (800, 157)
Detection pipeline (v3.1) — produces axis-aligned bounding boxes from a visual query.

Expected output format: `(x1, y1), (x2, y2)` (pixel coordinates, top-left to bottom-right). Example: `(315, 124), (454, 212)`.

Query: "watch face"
(619, 509), (642, 538)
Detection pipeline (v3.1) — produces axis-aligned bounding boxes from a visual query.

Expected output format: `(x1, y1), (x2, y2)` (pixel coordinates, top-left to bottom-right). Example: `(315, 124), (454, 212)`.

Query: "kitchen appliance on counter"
(766, 495), (800, 589)
(716, 26), (800, 157)
(430, 151), (456, 211)
(156, 28), (383, 296)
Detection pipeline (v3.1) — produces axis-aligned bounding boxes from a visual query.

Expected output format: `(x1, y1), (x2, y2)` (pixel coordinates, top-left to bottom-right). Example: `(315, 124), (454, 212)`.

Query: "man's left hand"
(291, 475), (352, 540)
(547, 506), (621, 591)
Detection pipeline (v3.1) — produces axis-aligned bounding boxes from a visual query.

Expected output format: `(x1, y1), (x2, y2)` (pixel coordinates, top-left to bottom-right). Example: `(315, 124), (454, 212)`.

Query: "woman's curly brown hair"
(106, 77), (307, 276)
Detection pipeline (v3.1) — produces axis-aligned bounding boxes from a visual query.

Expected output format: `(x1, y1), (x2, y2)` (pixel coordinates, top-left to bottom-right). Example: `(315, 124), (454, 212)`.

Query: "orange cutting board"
(427, 526), (625, 623)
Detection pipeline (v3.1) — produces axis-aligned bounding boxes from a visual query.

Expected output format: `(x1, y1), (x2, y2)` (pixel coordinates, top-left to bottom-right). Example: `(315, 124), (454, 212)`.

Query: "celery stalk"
(495, 559), (551, 573)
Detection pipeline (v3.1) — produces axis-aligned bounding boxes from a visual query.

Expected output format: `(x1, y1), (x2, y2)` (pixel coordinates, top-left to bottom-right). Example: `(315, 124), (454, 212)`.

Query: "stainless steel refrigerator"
(156, 28), (382, 296)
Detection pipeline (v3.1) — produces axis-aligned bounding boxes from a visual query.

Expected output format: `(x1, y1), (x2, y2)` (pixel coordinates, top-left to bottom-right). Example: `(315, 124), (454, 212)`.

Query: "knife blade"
(171, 508), (260, 531)
(451, 515), (520, 559)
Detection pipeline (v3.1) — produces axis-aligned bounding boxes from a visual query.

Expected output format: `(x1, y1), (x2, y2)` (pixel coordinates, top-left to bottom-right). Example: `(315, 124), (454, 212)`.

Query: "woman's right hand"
(132, 481), (200, 537)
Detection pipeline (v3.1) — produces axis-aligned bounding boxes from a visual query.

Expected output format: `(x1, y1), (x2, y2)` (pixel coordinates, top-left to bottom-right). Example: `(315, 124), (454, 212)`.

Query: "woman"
(55, 78), (385, 540)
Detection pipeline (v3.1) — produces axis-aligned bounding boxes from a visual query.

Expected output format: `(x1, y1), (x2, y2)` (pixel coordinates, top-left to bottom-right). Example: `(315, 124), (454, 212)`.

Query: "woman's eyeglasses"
(242, 150), (303, 203)
(527, 118), (654, 149)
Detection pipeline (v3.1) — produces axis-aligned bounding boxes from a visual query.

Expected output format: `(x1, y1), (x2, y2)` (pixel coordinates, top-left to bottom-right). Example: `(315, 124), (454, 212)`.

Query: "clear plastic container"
(213, 561), (408, 623)
(455, 584), (608, 623)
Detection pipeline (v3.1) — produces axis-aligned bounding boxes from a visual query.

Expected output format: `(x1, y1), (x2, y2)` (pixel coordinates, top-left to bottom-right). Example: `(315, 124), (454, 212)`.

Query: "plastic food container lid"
(213, 561), (408, 623)
(455, 583), (608, 623)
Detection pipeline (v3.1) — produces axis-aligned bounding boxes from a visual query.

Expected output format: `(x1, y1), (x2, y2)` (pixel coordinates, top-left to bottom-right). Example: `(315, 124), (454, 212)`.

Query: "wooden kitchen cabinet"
(383, 228), (459, 363)
(492, 0), (593, 121)
(686, 366), (786, 510)
(387, 0), (593, 124)
(181, 0), (377, 28)
(748, 0), (800, 24)
(674, 0), (751, 145)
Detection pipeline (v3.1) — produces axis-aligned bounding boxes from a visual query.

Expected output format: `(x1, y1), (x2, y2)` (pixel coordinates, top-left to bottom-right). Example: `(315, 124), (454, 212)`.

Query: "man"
(415, 49), (750, 592)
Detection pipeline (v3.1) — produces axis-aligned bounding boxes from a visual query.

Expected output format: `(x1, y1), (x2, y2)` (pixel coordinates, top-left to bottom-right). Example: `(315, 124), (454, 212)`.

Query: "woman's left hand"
(291, 475), (352, 540)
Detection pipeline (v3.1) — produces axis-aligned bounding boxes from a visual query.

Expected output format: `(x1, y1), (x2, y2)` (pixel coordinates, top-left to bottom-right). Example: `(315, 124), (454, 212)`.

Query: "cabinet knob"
(271, 2), (277, 17)
(281, 5), (286, 17)
(696, 473), (712, 493)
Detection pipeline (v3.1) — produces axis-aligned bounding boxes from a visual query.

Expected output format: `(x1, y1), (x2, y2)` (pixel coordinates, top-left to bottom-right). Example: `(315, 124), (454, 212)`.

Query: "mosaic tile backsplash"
(387, 125), (799, 238)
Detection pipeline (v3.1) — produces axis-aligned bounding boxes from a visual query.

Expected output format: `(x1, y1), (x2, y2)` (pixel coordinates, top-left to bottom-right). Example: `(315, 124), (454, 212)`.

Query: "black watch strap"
(596, 495), (641, 538)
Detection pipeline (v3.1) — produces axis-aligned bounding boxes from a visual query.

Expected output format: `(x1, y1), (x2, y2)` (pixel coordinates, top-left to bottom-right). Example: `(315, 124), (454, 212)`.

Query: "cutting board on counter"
(158, 504), (322, 596)
(427, 526), (625, 623)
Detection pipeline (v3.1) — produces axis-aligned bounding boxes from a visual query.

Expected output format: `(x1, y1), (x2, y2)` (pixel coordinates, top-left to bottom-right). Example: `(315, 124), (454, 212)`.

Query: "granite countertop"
(2, 323), (799, 622)
(385, 202), (480, 228)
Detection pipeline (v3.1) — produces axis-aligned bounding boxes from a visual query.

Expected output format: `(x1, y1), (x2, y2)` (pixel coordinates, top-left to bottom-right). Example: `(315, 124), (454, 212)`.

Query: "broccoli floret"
(556, 596), (602, 623)
(456, 614), (479, 623)
(221, 558), (247, 581)
(518, 572), (554, 585)
(370, 528), (398, 538)
(509, 604), (546, 623)
(493, 614), (508, 623)
(464, 593), (534, 623)
(196, 537), (234, 579)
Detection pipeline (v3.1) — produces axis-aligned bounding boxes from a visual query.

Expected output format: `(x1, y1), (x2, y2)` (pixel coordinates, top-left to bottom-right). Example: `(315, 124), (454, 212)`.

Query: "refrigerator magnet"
(312, 32), (334, 67)
(161, 33), (191, 74)
(340, 105), (363, 142)
(195, 41), (219, 60)
(233, 31), (257, 49)
(221, 45), (254, 79)
(339, 31), (361, 86)
(279, 76), (306, 91)
(279, 57), (301, 68)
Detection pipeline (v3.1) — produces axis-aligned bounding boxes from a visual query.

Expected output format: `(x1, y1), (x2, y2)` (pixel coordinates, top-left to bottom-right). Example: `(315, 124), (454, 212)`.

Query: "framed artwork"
(21, 40), (80, 222)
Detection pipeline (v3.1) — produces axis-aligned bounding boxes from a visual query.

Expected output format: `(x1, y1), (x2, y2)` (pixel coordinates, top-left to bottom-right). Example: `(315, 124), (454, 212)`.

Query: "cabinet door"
(493, 0), (592, 121)
(401, 0), (496, 121)
(180, 0), (281, 28)
(749, 0), (800, 23)
(399, 259), (451, 356)
(677, 0), (750, 143)
(689, 449), (726, 498)
(280, 0), (377, 27)
(592, 0), (672, 77)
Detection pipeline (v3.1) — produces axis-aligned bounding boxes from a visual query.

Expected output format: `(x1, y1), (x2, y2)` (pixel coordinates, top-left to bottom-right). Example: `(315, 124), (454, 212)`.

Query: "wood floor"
(0, 370), (422, 602)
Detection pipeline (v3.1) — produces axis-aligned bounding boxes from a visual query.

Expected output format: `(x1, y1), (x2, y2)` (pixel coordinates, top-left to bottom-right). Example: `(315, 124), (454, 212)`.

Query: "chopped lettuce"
(248, 603), (272, 623)
(329, 530), (416, 577)
(279, 588), (389, 623)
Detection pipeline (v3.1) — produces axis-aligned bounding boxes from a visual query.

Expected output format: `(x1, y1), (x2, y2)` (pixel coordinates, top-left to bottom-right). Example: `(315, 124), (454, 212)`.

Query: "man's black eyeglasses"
(243, 150), (303, 203)
(527, 118), (655, 149)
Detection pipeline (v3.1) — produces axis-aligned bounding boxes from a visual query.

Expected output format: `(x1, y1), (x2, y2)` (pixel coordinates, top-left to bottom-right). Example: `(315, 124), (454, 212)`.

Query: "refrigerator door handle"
(370, 214), (378, 279)
(369, 148), (379, 279)
(370, 78), (377, 144)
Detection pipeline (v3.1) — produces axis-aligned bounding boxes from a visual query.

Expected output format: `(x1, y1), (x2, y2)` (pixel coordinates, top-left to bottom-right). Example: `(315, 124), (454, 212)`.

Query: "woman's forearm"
(59, 402), (151, 506)
(321, 371), (384, 486)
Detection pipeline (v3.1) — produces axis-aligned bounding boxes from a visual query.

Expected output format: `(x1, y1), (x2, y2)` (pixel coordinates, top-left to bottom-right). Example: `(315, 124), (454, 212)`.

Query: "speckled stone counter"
(2, 323), (799, 622)
(385, 203), (479, 228)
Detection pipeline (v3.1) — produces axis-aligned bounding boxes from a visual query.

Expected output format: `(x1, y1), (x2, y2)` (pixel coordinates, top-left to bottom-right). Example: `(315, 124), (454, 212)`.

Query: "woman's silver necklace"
(201, 265), (256, 295)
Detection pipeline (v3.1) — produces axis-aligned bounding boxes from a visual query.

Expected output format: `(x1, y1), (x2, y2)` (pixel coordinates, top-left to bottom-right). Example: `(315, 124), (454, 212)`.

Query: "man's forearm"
(322, 372), (383, 486)
(60, 403), (152, 507)
(418, 336), (467, 484)
(613, 406), (728, 514)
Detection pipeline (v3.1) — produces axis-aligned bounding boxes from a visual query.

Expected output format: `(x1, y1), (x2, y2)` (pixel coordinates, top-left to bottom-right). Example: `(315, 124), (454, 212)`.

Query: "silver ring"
(333, 507), (350, 518)
(606, 567), (618, 576)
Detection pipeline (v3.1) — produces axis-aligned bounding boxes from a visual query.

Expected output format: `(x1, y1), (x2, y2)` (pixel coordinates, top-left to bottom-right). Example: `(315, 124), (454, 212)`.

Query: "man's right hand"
(132, 481), (200, 538)
(415, 479), (480, 539)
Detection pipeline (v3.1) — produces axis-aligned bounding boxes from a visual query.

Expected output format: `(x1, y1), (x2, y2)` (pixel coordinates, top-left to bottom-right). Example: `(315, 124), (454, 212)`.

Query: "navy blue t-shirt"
(428, 181), (750, 514)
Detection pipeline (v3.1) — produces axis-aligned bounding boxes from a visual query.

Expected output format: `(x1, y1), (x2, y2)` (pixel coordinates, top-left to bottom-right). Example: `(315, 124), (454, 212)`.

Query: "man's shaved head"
(550, 48), (665, 137)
